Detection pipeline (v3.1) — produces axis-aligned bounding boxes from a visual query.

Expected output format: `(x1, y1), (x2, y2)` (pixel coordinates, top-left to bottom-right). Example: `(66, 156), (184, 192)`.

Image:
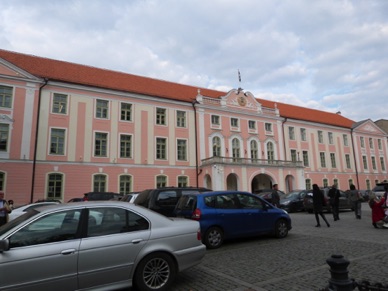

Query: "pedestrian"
(0, 191), (12, 227)
(368, 193), (387, 228)
(349, 184), (362, 219)
(7, 199), (14, 210)
(271, 184), (280, 207)
(328, 184), (340, 221)
(312, 184), (330, 227)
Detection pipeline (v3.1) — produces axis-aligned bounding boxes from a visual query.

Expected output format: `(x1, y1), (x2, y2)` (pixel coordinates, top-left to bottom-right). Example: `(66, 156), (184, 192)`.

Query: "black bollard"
(326, 254), (355, 291)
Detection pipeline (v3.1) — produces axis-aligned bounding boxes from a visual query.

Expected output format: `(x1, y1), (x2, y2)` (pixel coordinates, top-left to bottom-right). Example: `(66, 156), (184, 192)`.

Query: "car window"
(156, 191), (178, 207)
(176, 195), (196, 210)
(237, 194), (264, 209)
(87, 207), (149, 237)
(215, 194), (241, 209)
(9, 209), (81, 248)
(204, 195), (216, 208)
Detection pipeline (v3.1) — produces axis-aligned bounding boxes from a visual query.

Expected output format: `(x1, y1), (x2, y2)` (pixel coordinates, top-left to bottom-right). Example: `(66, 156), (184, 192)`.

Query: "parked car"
(255, 189), (286, 204)
(372, 182), (388, 199)
(279, 190), (309, 213)
(84, 192), (122, 201)
(303, 188), (354, 213)
(0, 201), (206, 291)
(67, 198), (84, 202)
(174, 190), (292, 249)
(8, 201), (61, 221)
(120, 192), (139, 203)
(134, 187), (212, 217)
(358, 190), (372, 202)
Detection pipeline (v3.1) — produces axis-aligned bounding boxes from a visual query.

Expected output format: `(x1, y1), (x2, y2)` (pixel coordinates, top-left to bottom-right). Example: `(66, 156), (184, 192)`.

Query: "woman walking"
(312, 184), (330, 227)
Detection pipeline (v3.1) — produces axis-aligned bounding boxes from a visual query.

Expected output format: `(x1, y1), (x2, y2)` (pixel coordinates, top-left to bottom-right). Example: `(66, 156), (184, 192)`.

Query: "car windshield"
(284, 193), (299, 199)
(0, 210), (39, 236)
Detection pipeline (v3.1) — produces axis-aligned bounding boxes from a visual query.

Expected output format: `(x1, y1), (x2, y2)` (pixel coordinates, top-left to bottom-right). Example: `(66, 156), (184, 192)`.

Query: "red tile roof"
(0, 49), (354, 128)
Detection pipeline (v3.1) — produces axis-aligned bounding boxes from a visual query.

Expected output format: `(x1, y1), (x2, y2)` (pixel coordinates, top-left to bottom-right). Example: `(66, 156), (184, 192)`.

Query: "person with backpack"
(0, 191), (12, 227)
(328, 184), (340, 221)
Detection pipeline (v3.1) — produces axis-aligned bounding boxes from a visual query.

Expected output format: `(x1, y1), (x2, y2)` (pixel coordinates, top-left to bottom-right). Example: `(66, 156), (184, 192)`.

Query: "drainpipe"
(192, 99), (200, 187)
(30, 78), (48, 203)
(350, 128), (360, 189)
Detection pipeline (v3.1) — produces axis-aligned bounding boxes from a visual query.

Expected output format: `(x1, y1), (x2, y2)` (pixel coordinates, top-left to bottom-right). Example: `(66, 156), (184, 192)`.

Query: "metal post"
(326, 254), (355, 291)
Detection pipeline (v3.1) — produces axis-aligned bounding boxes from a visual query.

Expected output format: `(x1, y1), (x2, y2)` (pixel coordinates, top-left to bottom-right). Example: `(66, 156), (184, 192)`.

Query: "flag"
(238, 70), (241, 82)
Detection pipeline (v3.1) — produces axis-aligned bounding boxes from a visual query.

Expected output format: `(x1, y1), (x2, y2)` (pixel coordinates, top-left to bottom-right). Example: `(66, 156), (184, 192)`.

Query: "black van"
(85, 192), (122, 201)
(134, 187), (212, 217)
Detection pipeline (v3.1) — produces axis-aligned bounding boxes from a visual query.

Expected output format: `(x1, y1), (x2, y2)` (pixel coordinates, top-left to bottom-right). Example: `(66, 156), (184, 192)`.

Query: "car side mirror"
(0, 239), (10, 252)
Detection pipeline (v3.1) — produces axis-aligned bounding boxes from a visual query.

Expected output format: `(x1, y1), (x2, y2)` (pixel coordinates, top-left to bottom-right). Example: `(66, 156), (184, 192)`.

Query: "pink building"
(0, 49), (387, 205)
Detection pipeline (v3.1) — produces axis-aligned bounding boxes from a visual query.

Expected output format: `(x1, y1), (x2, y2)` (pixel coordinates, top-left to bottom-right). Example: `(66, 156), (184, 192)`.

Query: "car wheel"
(134, 252), (176, 291)
(204, 226), (224, 249)
(275, 219), (288, 238)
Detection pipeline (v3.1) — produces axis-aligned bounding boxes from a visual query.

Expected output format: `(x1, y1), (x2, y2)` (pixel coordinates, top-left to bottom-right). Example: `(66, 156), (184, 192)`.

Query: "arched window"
(47, 173), (63, 199)
(232, 138), (240, 161)
(250, 140), (258, 160)
(177, 176), (188, 187)
(267, 142), (274, 161)
(212, 136), (221, 157)
(156, 175), (167, 188)
(119, 175), (132, 194)
(305, 179), (312, 190)
(93, 174), (106, 192)
(0, 172), (4, 191)
(323, 178), (328, 188)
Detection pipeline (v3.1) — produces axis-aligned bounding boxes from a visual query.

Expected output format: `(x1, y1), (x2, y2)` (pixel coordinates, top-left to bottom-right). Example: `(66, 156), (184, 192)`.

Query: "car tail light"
(192, 208), (201, 221)
(197, 228), (202, 241)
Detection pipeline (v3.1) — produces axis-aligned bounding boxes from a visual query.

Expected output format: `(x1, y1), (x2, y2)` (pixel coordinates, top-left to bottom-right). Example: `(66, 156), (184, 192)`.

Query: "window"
(366, 179), (371, 190)
(176, 110), (186, 127)
(378, 139), (382, 150)
(156, 138), (167, 160)
(328, 132), (333, 144)
(248, 120), (256, 130)
(330, 153), (336, 168)
(320, 152), (326, 168)
(291, 149), (297, 162)
(156, 175), (167, 188)
(288, 127), (295, 140)
(50, 128), (65, 155)
(0, 124), (10, 151)
(0, 172), (4, 190)
(333, 179), (338, 188)
(0, 85), (13, 108)
(120, 103), (132, 121)
(52, 93), (67, 114)
(93, 174), (106, 192)
(378, 161), (386, 175)
(120, 134), (132, 158)
(305, 179), (312, 190)
(211, 115), (220, 125)
(96, 99), (109, 118)
(156, 108), (166, 125)
(345, 154), (351, 169)
(119, 175), (132, 194)
(231, 118), (239, 128)
(250, 140), (258, 159)
(212, 137), (221, 157)
(95, 132), (108, 157)
(371, 156), (376, 170)
(318, 131), (323, 143)
(323, 179), (328, 188)
(362, 156), (368, 170)
(300, 128), (306, 141)
(47, 173), (63, 199)
(267, 142), (274, 161)
(232, 138), (240, 160)
(177, 139), (187, 161)
(265, 123), (272, 132)
(343, 134), (348, 146)
(369, 138), (374, 149)
(302, 151), (309, 167)
(178, 176), (188, 187)
(360, 137), (365, 148)
(348, 179), (353, 189)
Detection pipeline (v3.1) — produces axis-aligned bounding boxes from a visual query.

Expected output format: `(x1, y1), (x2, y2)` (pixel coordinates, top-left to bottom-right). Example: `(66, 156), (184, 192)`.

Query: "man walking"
(328, 185), (340, 221)
(271, 184), (280, 207)
(0, 191), (12, 226)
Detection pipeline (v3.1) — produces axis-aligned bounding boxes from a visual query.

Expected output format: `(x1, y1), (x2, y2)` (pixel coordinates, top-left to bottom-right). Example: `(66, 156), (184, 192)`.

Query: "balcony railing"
(201, 156), (304, 168)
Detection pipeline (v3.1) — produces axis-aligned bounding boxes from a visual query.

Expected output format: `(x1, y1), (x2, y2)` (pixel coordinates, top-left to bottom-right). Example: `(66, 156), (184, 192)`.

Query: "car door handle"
(132, 239), (143, 244)
(61, 249), (76, 255)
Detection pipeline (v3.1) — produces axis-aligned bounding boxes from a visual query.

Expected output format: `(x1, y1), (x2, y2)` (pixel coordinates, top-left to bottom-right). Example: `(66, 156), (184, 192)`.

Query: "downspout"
(350, 128), (360, 189)
(30, 78), (48, 203)
(192, 99), (200, 187)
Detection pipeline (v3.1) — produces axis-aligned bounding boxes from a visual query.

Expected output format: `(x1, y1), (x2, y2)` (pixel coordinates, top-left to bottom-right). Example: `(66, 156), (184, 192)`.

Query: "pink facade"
(0, 50), (387, 206)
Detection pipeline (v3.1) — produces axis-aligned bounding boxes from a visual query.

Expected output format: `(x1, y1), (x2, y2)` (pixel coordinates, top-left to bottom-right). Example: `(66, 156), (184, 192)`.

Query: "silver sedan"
(0, 201), (206, 291)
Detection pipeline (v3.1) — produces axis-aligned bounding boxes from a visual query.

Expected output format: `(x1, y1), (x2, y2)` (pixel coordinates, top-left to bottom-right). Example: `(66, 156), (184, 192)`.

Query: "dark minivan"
(134, 187), (211, 217)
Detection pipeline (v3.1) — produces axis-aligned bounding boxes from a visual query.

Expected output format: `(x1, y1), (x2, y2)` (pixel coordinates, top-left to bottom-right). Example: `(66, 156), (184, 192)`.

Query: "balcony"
(201, 156), (304, 168)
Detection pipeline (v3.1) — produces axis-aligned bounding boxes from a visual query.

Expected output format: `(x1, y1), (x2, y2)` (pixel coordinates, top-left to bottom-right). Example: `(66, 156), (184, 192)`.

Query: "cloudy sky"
(1, 0), (387, 122)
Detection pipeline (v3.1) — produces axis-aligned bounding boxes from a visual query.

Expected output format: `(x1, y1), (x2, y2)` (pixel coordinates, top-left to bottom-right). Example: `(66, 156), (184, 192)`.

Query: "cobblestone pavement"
(161, 203), (387, 291)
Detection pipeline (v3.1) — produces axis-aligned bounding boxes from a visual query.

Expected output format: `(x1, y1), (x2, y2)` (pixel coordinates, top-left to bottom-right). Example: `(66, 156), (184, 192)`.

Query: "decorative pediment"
(354, 119), (387, 136)
(0, 59), (40, 80)
(221, 89), (262, 113)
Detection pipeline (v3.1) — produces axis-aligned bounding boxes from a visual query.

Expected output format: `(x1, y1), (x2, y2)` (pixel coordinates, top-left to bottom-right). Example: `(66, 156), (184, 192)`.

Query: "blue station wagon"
(174, 191), (292, 249)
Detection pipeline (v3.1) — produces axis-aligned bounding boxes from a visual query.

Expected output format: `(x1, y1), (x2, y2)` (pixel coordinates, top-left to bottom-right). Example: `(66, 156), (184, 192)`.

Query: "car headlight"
(282, 200), (290, 205)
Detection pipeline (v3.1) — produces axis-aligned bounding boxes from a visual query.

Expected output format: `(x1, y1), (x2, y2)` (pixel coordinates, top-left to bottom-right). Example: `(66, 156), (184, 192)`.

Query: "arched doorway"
(204, 174), (212, 190)
(284, 175), (295, 193)
(226, 173), (238, 190)
(251, 173), (274, 193)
